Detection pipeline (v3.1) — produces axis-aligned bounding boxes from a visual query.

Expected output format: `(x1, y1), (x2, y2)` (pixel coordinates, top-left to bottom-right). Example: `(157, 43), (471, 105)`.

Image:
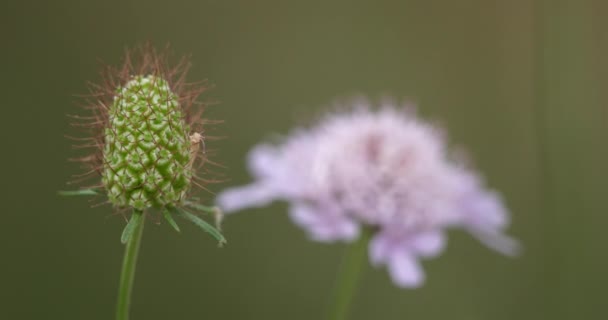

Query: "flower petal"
(216, 183), (277, 213)
(289, 203), (320, 226)
(409, 231), (446, 258)
(388, 251), (425, 288)
(369, 232), (392, 266)
(289, 204), (359, 242)
(247, 144), (280, 178)
(468, 228), (521, 257)
(467, 191), (510, 229)
(461, 190), (520, 256)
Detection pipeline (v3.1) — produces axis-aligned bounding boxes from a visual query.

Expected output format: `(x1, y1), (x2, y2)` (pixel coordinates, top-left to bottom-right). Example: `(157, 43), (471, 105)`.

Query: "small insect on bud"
(188, 132), (204, 168)
(63, 44), (226, 245)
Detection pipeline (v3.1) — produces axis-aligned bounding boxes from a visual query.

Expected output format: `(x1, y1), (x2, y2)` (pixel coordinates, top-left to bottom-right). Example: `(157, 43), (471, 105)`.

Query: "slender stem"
(327, 228), (372, 320)
(116, 210), (145, 320)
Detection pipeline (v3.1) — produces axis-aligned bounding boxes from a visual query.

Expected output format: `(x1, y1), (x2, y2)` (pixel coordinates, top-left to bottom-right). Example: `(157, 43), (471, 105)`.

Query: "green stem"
(327, 228), (372, 320)
(116, 210), (145, 320)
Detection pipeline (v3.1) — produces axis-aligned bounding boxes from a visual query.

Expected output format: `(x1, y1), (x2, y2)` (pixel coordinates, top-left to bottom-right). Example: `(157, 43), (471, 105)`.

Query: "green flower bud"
(102, 75), (192, 210)
(63, 44), (226, 244)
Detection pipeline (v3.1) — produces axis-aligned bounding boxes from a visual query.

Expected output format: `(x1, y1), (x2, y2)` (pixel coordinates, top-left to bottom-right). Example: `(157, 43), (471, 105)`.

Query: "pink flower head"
(218, 102), (519, 288)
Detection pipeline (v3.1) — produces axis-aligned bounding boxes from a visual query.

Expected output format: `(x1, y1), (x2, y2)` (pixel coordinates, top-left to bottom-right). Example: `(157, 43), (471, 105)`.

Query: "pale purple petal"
(461, 190), (520, 256)
(464, 191), (510, 229)
(369, 232), (392, 266)
(409, 231), (446, 258)
(388, 251), (425, 288)
(289, 204), (359, 242)
(467, 228), (520, 256)
(247, 144), (280, 179)
(289, 204), (320, 226)
(369, 229), (444, 286)
(216, 183), (277, 213)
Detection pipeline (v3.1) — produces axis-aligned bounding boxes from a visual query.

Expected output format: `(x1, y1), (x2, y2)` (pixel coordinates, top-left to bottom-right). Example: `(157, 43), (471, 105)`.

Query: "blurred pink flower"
(217, 102), (518, 288)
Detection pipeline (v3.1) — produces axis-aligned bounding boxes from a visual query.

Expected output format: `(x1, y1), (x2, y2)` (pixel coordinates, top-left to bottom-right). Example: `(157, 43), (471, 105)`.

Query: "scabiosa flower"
(217, 101), (518, 288)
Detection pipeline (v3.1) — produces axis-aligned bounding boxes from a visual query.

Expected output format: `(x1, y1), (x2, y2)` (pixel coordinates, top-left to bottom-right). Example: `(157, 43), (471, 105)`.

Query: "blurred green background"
(2, 0), (608, 319)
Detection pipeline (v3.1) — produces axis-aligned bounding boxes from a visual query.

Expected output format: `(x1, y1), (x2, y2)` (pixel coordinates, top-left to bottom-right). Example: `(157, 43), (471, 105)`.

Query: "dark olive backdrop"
(2, 1), (607, 319)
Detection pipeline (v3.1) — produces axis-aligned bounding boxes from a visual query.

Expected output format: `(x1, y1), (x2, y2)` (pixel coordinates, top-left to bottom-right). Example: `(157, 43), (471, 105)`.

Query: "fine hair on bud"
(68, 43), (222, 213)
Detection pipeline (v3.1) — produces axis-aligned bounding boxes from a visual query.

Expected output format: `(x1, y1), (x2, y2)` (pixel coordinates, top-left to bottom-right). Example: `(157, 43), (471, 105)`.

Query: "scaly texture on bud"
(67, 44), (223, 217)
(102, 75), (192, 210)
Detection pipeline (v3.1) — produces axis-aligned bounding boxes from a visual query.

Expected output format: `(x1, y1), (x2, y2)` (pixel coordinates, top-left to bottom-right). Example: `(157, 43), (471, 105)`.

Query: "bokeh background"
(3, 0), (608, 319)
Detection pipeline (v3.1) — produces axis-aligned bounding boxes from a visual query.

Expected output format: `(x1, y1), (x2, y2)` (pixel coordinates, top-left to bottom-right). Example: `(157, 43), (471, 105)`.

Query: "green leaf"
(58, 189), (98, 196)
(184, 202), (224, 232)
(184, 201), (217, 214)
(121, 211), (143, 244)
(163, 209), (181, 233)
(172, 207), (227, 246)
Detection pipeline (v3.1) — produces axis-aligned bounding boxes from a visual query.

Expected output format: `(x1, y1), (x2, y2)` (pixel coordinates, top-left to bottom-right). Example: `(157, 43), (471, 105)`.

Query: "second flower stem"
(116, 210), (145, 320)
(327, 228), (372, 320)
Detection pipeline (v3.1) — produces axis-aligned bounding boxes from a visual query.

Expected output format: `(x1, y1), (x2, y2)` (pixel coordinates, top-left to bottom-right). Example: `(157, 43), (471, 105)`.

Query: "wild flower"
(218, 102), (518, 287)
